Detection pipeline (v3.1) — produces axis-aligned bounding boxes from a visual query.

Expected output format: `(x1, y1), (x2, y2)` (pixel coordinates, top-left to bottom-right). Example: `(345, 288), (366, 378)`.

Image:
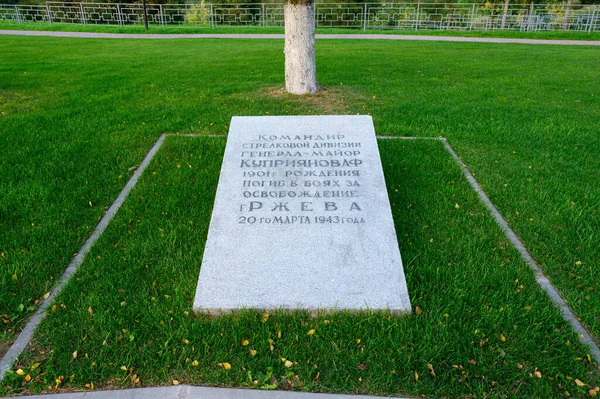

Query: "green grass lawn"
(2, 20), (600, 41)
(1, 36), (599, 396)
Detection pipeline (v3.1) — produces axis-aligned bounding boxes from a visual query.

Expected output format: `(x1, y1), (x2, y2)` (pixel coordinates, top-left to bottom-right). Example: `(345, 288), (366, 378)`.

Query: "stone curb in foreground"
(15, 385), (411, 399)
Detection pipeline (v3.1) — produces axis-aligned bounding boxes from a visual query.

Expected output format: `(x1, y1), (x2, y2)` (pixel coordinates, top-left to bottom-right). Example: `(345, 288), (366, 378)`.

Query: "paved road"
(1, 29), (599, 45)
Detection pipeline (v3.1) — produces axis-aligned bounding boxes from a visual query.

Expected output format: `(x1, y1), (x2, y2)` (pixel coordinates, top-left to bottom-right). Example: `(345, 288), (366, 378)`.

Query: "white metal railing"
(0, 2), (598, 32)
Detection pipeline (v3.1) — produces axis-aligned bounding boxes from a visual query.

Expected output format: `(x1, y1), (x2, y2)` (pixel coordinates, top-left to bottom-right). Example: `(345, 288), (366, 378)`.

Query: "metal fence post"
(46, 3), (53, 24)
(363, 3), (367, 31)
(14, 5), (21, 24)
(415, 2), (419, 30)
(210, 3), (214, 29)
(261, 3), (265, 28)
(470, 3), (475, 30)
(141, 0), (148, 30)
(80, 2), (86, 25)
(116, 3), (122, 26)
(159, 4), (164, 28)
(589, 4), (597, 33)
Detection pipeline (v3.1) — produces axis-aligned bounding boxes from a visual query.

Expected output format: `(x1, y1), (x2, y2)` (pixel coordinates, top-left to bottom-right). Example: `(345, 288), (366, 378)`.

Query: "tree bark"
(284, 0), (318, 95)
(501, 0), (510, 30)
(563, 0), (573, 30)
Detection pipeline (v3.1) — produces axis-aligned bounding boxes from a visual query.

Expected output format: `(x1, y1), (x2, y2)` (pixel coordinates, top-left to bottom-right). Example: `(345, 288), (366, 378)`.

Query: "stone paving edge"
(13, 385), (412, 399)
(0, 29), (599, 45)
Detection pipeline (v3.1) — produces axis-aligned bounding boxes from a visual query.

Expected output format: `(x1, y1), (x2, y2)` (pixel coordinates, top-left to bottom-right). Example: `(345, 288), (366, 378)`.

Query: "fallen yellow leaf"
(248, 350), (257, 356)
(500, 334), (506, 342)
(415, 372), (419, 381)
(88, 307), (93, 314)
(261, 313), (269, 323)
(284, 360), (293, 368)
(191, 360), (199, 367)
(172, 379), (179, 385)
(307, 329), (315, 335)
(534, 370), (542, 378)
(72, 351), (77, 359)
(24, 374), (31, 382)
(242, 339), (249, 346)
(42, 292), (50, 300)
(31, 363), (40, 370)
(120, 365), (127, 371)
(575, 379), (586, 387)
(218, 362), (231, 370)
(16, 369), (24, 376)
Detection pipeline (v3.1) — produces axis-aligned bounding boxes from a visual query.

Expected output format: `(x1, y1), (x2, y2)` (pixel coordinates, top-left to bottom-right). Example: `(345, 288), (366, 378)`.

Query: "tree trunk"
(501, 0), (510, 30)
(284, 0), (318, 95)
(563, 0), (572, 30)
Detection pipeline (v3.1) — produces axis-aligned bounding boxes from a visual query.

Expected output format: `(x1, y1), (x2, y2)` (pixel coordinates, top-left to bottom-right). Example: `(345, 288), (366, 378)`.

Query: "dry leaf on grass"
(427, 364), (436, 377)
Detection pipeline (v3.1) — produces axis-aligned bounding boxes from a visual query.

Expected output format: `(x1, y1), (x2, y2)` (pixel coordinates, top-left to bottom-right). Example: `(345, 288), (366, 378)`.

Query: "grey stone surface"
(3, 30), (600, 46)
(16, 385), (411, 399)
(194, 115), (411, 315)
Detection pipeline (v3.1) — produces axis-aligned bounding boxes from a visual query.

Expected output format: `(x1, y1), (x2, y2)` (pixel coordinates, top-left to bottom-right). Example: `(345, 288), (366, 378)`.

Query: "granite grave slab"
(193, 115), (411, 315)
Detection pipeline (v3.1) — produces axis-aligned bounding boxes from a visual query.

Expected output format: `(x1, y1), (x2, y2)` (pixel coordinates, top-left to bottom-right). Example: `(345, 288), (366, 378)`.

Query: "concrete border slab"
(1, 133), (597, 399)
(14, 385), (413, 399)
(0, 135), (167, 381)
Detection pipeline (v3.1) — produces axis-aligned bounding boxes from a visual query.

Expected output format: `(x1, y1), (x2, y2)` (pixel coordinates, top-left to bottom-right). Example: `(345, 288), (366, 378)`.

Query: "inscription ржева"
(237, 134), (366, 225)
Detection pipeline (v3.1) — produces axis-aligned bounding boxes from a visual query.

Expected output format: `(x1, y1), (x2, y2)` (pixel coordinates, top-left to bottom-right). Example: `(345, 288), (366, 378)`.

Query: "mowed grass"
(0, 36), (599, 395)
(1, 137), (597, 398)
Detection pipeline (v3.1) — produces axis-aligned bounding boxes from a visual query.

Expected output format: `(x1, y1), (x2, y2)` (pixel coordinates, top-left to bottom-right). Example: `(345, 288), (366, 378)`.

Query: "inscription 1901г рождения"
(193, 115), (411, 315)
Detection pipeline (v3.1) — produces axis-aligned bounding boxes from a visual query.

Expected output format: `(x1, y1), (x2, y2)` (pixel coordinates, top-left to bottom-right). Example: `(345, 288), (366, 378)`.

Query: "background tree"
(284, 0), (318, 95)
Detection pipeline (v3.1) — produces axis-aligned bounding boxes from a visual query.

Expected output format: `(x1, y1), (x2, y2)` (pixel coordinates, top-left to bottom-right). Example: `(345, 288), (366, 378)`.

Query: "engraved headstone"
(193, 115), (411, 315)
